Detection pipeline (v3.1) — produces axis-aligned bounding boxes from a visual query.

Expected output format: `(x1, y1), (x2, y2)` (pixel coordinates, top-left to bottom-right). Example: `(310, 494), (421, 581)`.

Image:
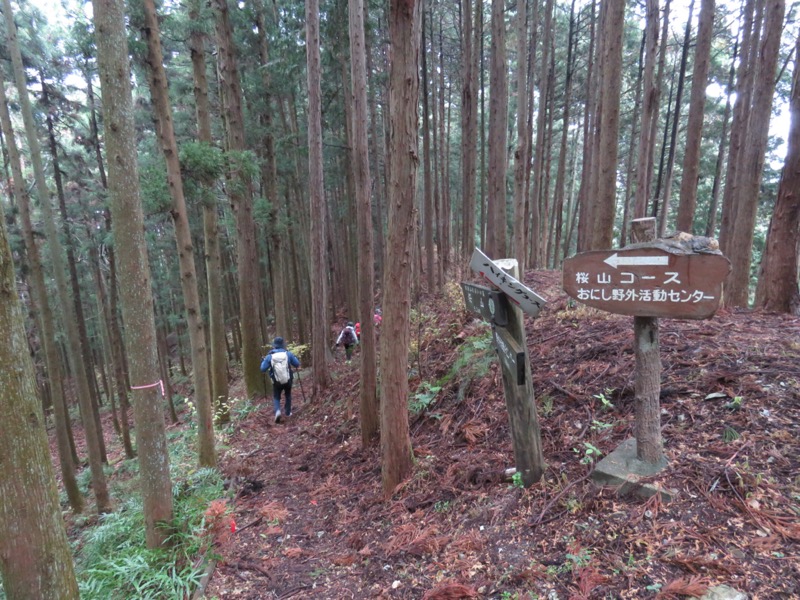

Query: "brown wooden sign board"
(493, 325), (525, 386)
(461, 282), (508, 327)
(563, 247), (730, 319)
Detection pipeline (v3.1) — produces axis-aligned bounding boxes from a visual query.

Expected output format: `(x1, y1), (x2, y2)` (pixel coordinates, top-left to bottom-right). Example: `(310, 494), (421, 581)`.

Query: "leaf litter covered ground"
(203, 270), (800, 599)
(53, 270), (799, 599)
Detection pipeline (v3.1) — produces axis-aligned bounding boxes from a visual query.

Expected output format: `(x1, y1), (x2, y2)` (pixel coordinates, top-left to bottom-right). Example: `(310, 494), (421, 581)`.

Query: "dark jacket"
(260, 347), (300, 383)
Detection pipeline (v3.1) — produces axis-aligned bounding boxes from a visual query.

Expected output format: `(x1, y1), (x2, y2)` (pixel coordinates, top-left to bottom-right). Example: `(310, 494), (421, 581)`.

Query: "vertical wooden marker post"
(465, 249), (547, 486)
(630, 218), (664, 465)
(562, 217), (731, 497)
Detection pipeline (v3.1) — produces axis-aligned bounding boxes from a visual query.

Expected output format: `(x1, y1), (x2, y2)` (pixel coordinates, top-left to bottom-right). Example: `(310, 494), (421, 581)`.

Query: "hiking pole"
(295, 367), (307, 403)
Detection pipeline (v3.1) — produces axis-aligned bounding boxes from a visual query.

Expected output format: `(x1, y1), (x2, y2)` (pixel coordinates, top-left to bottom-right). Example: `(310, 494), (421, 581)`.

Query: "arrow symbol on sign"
(603, 253), (669, 269)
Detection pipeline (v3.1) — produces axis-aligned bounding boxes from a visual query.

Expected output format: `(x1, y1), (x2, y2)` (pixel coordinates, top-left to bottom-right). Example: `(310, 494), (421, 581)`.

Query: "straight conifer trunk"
(726, 0), (785, 306)
(486, 0), (508, 258)
(0, 186), (79, 598)
(349, 0), (379, 445)
(512, 0), (529, 269)
(3, 0), (112, 513)
(460, 0), (478, 263)
(381, 0), (422, 495)
(676, 0), (715, 232)
(307, 0), (332, 394)
(142, 0), (216, 467)
(634, 0), (660, 219)
(755, 34), (800, 313)
(590, 0), (625, 249)
(189, 0), (228, 418)
(214, 0), (266, 398)
(0, 73), (83, 514)
(92, 0), (174, 546)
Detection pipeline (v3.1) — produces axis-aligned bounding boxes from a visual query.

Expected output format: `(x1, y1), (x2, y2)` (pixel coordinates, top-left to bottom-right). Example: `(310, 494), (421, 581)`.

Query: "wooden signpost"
(563, 247), (729, 319)
(563, 219), (730, 485)
(463, 249), (546, 486)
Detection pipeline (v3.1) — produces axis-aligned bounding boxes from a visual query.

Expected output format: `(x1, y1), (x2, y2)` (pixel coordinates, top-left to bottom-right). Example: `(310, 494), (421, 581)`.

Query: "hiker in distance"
(261, 337), (301, 423)
(335, 321), (359, 363)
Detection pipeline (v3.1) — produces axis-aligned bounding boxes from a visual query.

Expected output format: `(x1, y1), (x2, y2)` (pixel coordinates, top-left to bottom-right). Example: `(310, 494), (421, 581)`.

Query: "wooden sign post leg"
(494, 259), (545, 485)
(631, 218), (665, 464)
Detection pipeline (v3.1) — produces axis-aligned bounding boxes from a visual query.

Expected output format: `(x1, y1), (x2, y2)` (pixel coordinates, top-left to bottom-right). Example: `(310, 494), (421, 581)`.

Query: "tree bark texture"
(656, 0), (693, 237)
(754, 32), (800, 314)
(486, 0), (508, 258)
(676, 0), (715, 232)
(725, 0), (784, 307)
(0, 191), (79, 598)
(590, 0), (625, 250)
(189, 0), (229, 419)
(381, 0), (421, 496)
(634, 0), (660, 220)
(460, 0), (478, 263)
(4, 0), (112, 513)
(349, 0), (380, 446)
(512, 0), (529, 270)
(93, 0), (174, 546)
(306, 0), (332, 394)
(0, 73), (84, 514)
(142, 0), (216, 467)
(214, 0), (266, 398)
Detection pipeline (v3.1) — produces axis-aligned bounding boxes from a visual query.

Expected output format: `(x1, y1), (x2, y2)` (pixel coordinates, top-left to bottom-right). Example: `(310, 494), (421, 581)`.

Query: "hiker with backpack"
(260, 337), (301, 423)
(335, 321), (359, 363)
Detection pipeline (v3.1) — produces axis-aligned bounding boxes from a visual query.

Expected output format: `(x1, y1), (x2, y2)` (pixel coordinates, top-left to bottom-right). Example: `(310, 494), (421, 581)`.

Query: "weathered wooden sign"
(461, 250), (546, 486)
(493, 325), (525, 385)
(461, 282), (508, 327)
(470, 248), (546, 317)
(562, 247), (731, 319)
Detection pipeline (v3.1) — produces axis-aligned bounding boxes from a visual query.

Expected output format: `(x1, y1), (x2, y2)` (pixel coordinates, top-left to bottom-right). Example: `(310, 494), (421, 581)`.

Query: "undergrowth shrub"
(74, 427), (228, 599)
(409, 330), (494, 414)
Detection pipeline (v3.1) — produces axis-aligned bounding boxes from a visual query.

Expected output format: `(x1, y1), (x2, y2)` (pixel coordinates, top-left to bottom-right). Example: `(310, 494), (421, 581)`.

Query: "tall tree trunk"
(460, 0), (478, 262)
(676, 0), (715, 232)
(726, 0), (785, 306)
(0, 73), (83, 514)
(254, 0), (289, 344)
(704, 44), (736, 237)
(189, 0), (229, 419)
(621, 32), (645, 247)
(0, 180), (79, 598)
(41, 72), (108, 463)
(306, 0), (332, 394)
(93, 0), (174, 546)
(575, 0), (597, 252)
(528, 0), (554, 266)
(438, 18), (451, 281)
(486, 0), (508, 258)
(349, 0), (379, 445)
(552, 0), (577, 267)
(657, 0), (694, 236)
(4, 0), (112, 514)
(718, 0), (758, 254)
(422, 14), (435, 289)
(634, 0), (659, 219)
(214, 0), (266, 399)
(381, 0), (421, 495)
(755, 33), (800, 313)
(142, 0), (216, 467)
(589, 0), (625, 249)
(365, 2), (385, 285)
(512, 0), (529, 269)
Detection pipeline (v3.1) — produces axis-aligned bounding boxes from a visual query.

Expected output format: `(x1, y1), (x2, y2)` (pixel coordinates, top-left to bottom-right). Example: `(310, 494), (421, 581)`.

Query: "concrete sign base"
(591, 438), (677, 502)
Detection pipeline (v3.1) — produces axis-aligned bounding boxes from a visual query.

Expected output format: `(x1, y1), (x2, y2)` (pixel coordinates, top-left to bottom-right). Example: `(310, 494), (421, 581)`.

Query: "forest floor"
(58, 270), (800, 599)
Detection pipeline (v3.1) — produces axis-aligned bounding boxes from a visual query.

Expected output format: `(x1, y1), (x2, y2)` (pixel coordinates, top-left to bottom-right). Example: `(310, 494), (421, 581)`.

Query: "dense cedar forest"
(0, 0), (798, 597)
